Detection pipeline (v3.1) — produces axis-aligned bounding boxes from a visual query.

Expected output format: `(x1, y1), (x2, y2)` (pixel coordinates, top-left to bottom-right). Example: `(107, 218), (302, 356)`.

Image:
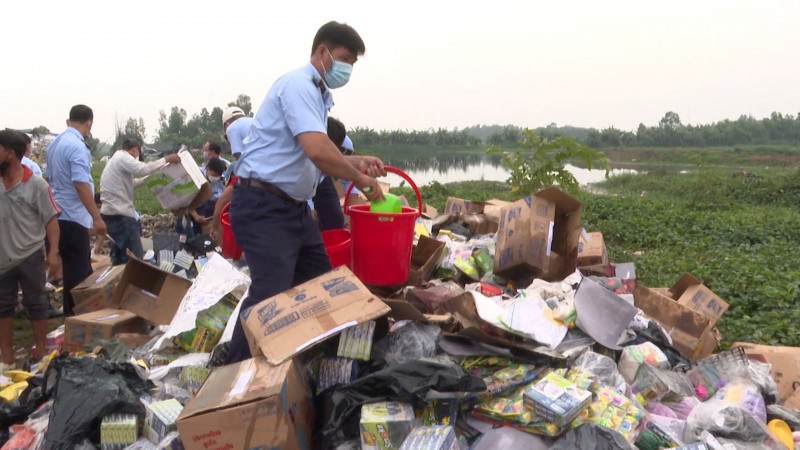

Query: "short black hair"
(206, 158), (226, 176)
(121, 138), (141, 151)
(69, 104), (93, 123)
(20, 133), (32, 144)
(312, 21), (365, 56)
(206, 140), (222, 155)
(327, 117), (347, 147)
(0, 129), (27, 160)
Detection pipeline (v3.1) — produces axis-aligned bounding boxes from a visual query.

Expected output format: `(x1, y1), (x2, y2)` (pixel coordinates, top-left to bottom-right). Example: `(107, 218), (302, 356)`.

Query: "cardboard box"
(494, 187), (582, 281)
(407, 236), (446, 287)
(242, 266), (391, 365)
(177, 357), (314, 450)
(784, 387), (800, 410)
(483, 199), (512, 223)
(633, 277), (722, 361)
(65, 308), (148, 352)
(423, 204), (439, 219)
(577, 231), (608, 267)
(71, 264), (127, 315)
(115, 332), (152, 350)
(113, 255), (193, 326)
(360, 402), (416, 450)
(91, 254), (111, 272)
(672, 274), (729, 324)
(733, 342), (800, 402)
(145, 150), (212, 210)
(444, 197), (484, 215)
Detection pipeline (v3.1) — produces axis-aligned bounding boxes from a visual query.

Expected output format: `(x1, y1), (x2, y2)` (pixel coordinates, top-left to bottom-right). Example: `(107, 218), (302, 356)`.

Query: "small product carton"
(360, 401), (417, 450)
(144, 399), (183, 445)
(399, 425), (459, 450)
(523, 371), (592, 428)
(100, 414), (139, 450)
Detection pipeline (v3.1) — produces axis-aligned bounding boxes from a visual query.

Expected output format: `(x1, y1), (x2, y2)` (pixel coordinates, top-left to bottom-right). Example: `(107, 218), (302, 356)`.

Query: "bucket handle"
(343, 166), (422, 217)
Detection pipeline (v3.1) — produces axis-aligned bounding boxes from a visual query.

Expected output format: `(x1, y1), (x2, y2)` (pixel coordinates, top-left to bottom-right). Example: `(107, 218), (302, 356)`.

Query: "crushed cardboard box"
(633, 273), (728, 361)
(407, 236), (446, 287)
(444, 197), (485, 215)
(242, 266), (391, 365)
(113, 254), (193, 326)
(177, 357), (313, 450)
(494, 187), (582, 281)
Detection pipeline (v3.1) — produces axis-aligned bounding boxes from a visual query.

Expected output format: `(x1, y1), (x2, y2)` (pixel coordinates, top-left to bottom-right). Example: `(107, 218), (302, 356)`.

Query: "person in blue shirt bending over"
(225, 21), (385, 365)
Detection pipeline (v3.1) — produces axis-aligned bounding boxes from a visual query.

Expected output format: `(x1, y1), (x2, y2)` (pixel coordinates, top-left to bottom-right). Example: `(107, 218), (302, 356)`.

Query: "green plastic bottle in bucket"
(369, 192), (402, 214)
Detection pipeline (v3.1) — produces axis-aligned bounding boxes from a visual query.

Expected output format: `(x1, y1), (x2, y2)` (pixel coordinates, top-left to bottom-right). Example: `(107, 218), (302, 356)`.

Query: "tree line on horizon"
(25, 96), (800, 156)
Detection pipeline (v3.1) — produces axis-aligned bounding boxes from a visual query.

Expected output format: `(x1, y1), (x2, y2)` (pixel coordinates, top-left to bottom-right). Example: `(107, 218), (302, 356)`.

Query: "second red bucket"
(344, 166), (422, 286)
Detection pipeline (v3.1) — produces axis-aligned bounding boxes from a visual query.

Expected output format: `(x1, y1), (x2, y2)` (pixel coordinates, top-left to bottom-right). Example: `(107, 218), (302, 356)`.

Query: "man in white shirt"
(19, 133), (42, 177)
(99, 139), (180, 264)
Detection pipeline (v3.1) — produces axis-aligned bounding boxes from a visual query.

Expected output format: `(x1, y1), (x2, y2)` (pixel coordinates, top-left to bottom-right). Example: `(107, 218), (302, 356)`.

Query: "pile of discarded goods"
(2, 164), (799, 450)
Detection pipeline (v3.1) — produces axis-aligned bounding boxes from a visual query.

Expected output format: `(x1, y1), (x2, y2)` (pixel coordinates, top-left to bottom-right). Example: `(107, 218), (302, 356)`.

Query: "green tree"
(227, 94), (254, 117)
(487, 129), (610, 194)
(112, 117), (146, 149)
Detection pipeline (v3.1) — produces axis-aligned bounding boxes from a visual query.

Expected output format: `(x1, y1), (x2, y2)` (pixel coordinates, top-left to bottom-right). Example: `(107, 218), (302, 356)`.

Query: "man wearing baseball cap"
(210, 106), (254, 242)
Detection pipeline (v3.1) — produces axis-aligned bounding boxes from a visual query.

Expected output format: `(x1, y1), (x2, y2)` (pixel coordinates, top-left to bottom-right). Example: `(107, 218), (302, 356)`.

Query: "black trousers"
(58, 220), (92, 316)
(313, 176), (345, 231)
(224, 184), (332, 365)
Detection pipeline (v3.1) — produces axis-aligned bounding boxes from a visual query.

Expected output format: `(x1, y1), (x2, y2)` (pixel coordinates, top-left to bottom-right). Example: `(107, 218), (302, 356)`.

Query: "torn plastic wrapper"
(684, 401), (785, 449)
(320, 357), (486, 449)
(371, 321), (442, 367)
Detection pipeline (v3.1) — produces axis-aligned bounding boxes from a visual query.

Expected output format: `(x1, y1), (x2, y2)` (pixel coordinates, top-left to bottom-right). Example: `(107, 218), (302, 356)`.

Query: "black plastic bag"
(44, 357), (152, 449)
(319, 357), (486, 449)
(371, 322), (441, 367)
(550, 423), (631, 450)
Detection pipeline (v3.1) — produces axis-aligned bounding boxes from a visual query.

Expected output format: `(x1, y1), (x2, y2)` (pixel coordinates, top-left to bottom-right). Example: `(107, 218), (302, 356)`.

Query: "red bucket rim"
(347, 204), (419, 218)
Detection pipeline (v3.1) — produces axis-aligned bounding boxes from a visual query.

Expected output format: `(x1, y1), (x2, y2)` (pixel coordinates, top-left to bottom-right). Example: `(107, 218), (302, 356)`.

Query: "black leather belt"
(237, 178), (303, 206)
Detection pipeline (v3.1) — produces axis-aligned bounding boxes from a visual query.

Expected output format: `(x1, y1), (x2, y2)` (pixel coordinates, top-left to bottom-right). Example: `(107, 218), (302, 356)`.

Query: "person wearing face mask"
(0, 129), (61, 370)
(189, 157), (226, 235)
(45, 105), (106, 316)
(225, 21), (386, 365)
(99, 139), (181, 265)
(200, 139), (230, 175)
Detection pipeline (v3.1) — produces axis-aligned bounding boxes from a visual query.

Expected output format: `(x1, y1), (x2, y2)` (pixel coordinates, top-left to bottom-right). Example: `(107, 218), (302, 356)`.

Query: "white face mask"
(208, 175), (221, 183)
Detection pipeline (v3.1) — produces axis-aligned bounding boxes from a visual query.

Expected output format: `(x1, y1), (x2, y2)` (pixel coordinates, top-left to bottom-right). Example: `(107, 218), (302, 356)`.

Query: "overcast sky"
(3, 0), (799, 142)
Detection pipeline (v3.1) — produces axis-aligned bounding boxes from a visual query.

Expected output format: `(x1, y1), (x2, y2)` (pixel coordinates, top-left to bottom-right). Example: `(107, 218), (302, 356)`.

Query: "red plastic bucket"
(220, 203), (243, 260)
(344, 167), (422, 286)
(322, 229), (351, 269)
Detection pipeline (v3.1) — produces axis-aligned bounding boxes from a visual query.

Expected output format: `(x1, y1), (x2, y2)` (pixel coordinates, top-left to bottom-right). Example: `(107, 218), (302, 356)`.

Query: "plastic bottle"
(369, 192), (402, 213)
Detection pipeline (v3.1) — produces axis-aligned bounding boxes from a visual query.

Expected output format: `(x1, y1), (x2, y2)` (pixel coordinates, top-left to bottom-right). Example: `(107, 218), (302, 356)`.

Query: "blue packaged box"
(523, 371), (592, 428)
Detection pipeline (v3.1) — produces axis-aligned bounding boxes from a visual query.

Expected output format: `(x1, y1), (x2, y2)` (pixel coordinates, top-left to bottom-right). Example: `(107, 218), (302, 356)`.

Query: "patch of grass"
(601, 145), (800, 167)
(92, 163), (165, 216)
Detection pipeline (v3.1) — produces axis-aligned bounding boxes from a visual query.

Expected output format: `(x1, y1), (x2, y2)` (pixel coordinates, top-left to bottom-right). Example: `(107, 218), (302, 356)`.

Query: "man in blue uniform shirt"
(45, 105), (106, 316)
(226, 21), (385, 364)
